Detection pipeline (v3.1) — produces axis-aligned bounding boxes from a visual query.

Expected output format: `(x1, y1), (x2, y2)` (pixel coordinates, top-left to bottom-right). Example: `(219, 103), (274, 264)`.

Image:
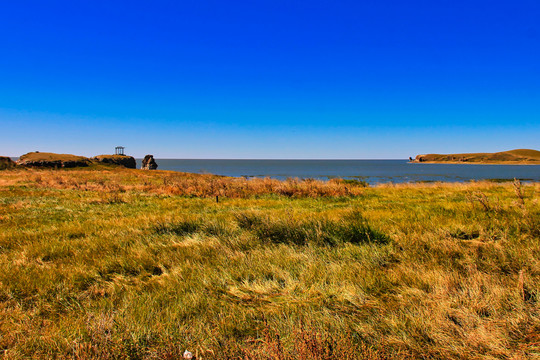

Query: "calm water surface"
(137, 159), (540, 185)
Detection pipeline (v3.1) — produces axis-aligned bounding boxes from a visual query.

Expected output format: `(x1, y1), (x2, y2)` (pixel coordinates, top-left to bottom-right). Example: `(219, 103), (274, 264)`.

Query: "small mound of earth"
(17, 152), (91, 168)
(92, 155), (136, 169)
(0, 156), (16, 170)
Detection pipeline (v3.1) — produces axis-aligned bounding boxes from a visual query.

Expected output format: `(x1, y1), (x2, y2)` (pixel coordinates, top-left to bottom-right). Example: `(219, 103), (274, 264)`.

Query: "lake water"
(138, 159), (540, 185)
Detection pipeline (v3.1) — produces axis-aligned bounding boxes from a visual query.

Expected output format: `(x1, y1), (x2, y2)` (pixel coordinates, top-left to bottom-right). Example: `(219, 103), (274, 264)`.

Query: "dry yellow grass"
(0, 167), (539, 359)
(5, 167), (367, 198)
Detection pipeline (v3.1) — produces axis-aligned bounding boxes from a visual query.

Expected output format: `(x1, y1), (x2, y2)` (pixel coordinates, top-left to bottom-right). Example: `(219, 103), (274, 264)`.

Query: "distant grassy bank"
(412, 149), (540, 164)
(1, 168), (539, 359)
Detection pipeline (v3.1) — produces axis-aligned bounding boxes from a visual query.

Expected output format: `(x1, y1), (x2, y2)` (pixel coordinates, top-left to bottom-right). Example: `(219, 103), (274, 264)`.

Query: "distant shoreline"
(410, 161), (540, 165)
(410, 149), (540, 165)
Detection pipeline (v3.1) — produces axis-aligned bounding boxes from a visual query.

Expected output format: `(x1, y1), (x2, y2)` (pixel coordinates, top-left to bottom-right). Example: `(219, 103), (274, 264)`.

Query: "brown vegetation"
(6, 167), (367, 198)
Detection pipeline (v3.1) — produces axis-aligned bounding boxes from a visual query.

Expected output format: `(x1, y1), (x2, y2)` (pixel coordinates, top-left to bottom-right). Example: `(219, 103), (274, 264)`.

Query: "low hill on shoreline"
(9, 152), (137, 169)
(411, 149), (540, 164)
(16, 152), (92, 168)
(92, 154), (136, 169)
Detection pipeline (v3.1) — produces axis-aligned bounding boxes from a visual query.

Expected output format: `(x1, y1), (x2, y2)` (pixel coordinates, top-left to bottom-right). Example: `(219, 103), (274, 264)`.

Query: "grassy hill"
(17, 152), (91, 168)
(13, 152), (137, 169)
(413, 149), (540, 164)
(506, 149), (540, 159)
(18, 152), (90, 162)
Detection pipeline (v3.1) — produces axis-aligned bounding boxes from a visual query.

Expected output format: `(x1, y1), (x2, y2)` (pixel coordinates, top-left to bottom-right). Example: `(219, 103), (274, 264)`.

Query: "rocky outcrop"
(0, 156), (16, 170)
(17, 152), (91, 168)
(141, 155), (158, 170)
(92, 155), (136, 169)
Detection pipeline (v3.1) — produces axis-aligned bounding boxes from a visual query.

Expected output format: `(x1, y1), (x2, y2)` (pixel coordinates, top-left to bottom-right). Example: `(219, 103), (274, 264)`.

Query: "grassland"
(1, 167), (539, 359)
(412, 149), (540, 164)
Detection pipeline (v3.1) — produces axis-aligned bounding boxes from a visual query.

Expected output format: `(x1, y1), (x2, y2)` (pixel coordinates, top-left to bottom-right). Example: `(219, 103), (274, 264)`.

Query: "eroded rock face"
(141, 155), (158, 170)
(17, 159), (91, 168)
(92, 155), (136, 169)
(0, 156), (16, 170)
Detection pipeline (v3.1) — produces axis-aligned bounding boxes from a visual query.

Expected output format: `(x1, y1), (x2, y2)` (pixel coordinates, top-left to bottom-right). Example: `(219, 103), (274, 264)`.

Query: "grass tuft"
(236, 211), (388, 246)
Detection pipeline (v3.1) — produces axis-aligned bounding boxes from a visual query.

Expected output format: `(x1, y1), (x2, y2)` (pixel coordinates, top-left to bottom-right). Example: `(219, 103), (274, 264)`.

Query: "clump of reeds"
(155, 176), (366, 198)
(513, 178), (539, 236)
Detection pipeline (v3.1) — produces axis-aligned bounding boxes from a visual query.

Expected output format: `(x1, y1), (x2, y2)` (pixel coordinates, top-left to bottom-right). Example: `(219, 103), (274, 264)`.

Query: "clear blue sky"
(1, 0), (538, 159)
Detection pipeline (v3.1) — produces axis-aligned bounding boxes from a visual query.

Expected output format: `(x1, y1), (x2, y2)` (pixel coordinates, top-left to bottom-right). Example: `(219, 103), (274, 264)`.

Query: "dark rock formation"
(141, 155), (158, 170)
(0, 156), (16, 170)
(17, 152), (91, 168)
(92, 155), (136, 169)
(61, 160), (90, 168)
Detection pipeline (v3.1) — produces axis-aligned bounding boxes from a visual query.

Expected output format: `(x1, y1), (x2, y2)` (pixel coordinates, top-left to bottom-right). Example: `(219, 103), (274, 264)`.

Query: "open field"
(412, 149), (540, 164)
(1, 167), (539, 359)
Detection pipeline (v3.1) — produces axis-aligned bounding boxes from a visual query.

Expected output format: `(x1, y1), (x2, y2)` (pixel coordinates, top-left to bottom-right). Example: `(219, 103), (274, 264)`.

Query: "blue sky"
(1, 0), (538, 158)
